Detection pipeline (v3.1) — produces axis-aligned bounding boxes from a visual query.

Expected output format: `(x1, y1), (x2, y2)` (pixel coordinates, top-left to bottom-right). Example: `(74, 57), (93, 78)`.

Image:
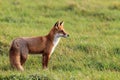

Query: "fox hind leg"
(20, 48), (28, 65)
(20, 53), (28, 66)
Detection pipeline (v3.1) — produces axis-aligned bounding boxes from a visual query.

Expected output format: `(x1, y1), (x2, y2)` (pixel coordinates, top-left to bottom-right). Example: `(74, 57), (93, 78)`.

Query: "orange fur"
(9, 21), (69, 71)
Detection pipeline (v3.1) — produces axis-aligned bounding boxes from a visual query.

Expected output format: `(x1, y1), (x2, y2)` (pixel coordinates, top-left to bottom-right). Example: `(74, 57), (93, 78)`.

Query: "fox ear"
(60, 21), (64, 26)
(54, 21), (60, 29)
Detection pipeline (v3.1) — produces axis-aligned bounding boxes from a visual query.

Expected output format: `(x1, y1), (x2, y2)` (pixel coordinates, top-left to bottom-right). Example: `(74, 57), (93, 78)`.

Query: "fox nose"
(66, 34), (69, 37)
(67, 34), (69, 37)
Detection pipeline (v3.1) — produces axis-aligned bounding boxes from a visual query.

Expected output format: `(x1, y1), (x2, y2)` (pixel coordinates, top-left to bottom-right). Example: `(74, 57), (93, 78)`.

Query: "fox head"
(53, 21), (69, 38)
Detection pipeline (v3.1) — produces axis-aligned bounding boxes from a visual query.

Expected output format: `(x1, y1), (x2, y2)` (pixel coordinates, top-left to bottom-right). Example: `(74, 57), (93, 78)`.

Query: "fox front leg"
(42, 54), (50, 69)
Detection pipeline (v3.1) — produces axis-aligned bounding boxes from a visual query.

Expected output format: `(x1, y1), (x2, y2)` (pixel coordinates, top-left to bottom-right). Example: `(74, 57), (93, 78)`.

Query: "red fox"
(9, 21), (69, 71)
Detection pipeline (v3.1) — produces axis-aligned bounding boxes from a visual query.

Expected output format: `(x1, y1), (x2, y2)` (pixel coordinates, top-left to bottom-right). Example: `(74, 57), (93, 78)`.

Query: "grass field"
(0, 0), (120, 80)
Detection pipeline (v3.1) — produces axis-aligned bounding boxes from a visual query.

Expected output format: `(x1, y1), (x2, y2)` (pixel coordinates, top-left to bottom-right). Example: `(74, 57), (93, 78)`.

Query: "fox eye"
(59, 30), (63, 32)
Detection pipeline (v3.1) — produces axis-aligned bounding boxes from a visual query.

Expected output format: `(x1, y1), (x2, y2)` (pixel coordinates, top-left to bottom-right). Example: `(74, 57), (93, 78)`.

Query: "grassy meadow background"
(0, 0), (120, 80)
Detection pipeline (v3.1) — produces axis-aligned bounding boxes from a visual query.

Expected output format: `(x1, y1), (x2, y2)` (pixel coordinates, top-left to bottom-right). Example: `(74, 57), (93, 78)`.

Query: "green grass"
(0, 0), (120, 80)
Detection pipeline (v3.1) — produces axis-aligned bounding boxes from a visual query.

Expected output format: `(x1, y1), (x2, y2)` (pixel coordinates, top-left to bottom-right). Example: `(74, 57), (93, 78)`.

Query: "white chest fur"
(50, 34), (60, 57)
